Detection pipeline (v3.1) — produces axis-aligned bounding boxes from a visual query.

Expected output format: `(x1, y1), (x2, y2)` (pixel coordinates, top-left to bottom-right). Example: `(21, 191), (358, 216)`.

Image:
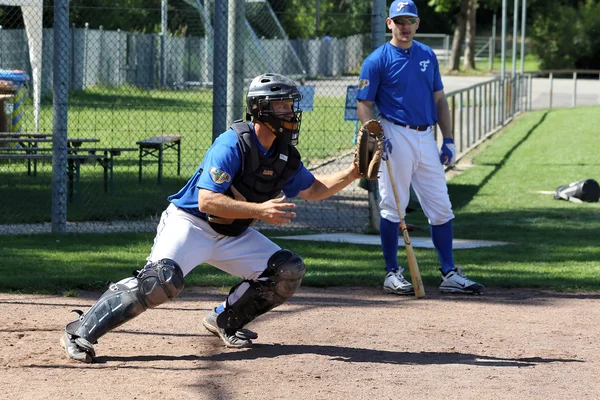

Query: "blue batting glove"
(439, 138), (456, 166)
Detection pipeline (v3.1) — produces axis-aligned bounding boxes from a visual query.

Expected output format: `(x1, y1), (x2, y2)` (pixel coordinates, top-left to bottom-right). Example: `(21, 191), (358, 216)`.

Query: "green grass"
(2, 106), (599, 294)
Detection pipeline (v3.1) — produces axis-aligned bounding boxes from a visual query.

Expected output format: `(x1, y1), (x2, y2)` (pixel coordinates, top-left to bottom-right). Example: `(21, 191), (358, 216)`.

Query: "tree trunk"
(450, 0), (470, 71)
(463, 0), (478, 70)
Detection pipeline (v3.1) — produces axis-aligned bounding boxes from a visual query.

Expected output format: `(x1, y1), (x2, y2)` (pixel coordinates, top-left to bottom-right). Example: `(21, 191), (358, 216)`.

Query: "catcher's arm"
(299, 165), (360, 201)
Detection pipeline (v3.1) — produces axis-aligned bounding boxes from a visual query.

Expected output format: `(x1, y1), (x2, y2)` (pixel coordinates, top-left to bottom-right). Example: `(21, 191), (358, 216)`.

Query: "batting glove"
(439, 138), (456, 166)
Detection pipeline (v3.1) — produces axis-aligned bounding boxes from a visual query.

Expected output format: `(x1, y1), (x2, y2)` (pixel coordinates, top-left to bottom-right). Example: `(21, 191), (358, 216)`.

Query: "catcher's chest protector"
(207, 122), (301, 236)
(554, 179), (600, 203)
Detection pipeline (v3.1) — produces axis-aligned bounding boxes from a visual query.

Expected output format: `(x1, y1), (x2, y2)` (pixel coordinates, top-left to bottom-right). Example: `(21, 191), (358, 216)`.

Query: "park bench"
(136, 135), (183, 184)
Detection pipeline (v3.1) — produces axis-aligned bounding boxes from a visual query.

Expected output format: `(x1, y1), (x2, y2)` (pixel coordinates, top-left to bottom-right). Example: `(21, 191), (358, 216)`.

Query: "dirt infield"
(1, 286), (599, 400)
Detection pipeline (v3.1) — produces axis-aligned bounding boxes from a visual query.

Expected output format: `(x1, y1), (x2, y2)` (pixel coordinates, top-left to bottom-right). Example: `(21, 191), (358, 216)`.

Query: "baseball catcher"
(354, 119), (384, 180)
(60, 73), (363, 363)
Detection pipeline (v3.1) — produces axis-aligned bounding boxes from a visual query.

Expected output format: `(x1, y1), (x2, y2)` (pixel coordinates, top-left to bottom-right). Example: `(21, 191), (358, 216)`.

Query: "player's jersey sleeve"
(197, 130), (241, 194)
(356, 53), (381, 102)
(282, 163), (315, 198)
(432, 52), (444, 92)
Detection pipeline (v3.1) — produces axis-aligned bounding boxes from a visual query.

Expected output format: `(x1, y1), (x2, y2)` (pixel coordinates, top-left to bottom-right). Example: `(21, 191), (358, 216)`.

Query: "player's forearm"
(435, 95), (452, 139)
(198, 189), (260, 219)
(357, 100), (376, 123)
(301, 165), (360, 201)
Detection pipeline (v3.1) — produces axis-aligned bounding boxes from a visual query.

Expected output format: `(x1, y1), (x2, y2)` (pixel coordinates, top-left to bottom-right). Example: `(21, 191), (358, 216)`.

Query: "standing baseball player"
(60, 73), (362, 363)
(356, 0), (484, 295)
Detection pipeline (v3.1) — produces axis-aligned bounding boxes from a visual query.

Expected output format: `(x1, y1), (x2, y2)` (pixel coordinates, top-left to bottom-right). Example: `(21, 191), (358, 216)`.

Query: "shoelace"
(453, 266), (475, 284)
(394, 269), (410, 284)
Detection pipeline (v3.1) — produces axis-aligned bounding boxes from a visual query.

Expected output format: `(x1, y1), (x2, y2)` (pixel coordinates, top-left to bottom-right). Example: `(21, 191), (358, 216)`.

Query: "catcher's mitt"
(354, 119), (384, 180)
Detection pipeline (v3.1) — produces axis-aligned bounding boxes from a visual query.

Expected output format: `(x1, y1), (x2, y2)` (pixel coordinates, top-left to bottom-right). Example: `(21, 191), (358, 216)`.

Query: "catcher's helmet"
(246, 73), (303, 145)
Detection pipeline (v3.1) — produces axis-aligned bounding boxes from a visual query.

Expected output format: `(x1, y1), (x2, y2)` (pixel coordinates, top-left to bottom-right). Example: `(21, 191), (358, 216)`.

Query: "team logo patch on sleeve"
(358, 79), (369, 90)
(209, 167), (231, 184)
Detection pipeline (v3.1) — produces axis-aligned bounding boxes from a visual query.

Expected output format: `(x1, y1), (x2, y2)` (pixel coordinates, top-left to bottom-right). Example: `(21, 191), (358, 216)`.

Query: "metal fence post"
(478, 85), (482, 141)
(83, 22), (88, 89)
(52, 0), (70, 233)
(451, 95), (456, 139)
(466, 90), (470, 148)
(212, 0), (227, 141)
(488, 37), (493, 71)
(459, 92), (463, 153)
(491, 13), (496, 71)
(160, 0), (167, 87)
(572, 71), (577, 107)
(528, 74), (533, 110)
(549, 72), (553, 109)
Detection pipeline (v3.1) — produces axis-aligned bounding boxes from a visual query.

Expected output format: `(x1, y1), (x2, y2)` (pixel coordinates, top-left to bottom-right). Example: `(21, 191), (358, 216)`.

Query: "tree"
(270, 0), (371, 39)
(531, 0), (600, 70)
(462, 0), (477, 69)
(430, 0), (470, 71)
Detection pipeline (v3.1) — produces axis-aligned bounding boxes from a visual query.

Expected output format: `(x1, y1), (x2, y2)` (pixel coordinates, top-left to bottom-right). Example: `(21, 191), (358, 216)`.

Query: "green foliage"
(68, 0), (204, 35)
(531, 0), (600, 69)
(272, 0), (372, 39)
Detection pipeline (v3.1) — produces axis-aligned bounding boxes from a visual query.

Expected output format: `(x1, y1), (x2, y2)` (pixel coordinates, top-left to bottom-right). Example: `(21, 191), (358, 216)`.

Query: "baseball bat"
(384, 160), (425, 298)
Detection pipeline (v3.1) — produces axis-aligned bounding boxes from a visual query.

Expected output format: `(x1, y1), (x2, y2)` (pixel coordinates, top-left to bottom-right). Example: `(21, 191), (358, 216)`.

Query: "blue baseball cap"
(389, 0), (419, 19)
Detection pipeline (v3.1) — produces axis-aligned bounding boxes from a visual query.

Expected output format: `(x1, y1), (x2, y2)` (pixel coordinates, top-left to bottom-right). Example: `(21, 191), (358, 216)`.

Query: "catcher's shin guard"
(217, 249), (306, 332)
(63, 259), (184, 358)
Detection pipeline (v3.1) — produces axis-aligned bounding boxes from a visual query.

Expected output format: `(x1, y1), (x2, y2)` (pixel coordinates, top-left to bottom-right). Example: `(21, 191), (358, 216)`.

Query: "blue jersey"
(168, 123), (315, 217)
(356, 40), (443, 126)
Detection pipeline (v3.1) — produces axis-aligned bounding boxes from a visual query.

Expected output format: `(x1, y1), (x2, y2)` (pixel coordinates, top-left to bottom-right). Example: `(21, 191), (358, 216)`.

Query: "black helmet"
(246, 73), (303, 145)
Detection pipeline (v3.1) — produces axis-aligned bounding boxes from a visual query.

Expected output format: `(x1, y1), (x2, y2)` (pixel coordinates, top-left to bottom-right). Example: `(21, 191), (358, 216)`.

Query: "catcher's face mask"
(255, 97), (302, 145)
(246, 73), (303, 145)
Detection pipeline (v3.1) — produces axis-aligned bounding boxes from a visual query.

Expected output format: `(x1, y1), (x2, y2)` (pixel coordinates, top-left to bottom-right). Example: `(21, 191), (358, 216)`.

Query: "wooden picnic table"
(136, 135), (183, 184)
(0, 137), (101, 175)
(0, 137), (100, 146)
(0, 132), (52, 138)
(0, 146), (138, 202)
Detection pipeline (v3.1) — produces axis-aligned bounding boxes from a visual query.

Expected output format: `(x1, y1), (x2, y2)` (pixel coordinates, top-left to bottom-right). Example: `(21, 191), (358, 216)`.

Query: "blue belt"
(392, 121), (430, 131)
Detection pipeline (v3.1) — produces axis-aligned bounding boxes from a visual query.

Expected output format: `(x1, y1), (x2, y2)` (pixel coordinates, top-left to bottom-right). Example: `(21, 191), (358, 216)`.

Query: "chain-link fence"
(0, 1), (545, 235)
(0, 1), (372, 235)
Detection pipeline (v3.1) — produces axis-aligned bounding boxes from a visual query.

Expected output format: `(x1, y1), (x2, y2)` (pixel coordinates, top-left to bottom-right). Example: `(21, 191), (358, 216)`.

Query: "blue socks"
(381, 217), (456, 275)
(380, 217), (400, 273)
(431, 220), (455, 275)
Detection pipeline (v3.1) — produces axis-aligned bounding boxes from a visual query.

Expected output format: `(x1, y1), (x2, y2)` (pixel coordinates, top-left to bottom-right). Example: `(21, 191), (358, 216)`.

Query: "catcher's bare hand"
(258, 196), (297, 225)
(354, 119), (384, 180)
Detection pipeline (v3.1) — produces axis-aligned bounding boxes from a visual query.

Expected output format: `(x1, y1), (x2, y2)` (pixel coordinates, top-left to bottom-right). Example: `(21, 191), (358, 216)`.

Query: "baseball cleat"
(60, 330), (95, 363)
(202, 309), (256, 348)
(439, 267), (484, 294)
(383, 268), (415, 295)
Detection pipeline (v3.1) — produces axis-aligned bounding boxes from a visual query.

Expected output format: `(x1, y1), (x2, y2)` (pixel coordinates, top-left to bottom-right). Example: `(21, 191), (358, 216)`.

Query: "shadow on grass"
(449, 110), (549, 210)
